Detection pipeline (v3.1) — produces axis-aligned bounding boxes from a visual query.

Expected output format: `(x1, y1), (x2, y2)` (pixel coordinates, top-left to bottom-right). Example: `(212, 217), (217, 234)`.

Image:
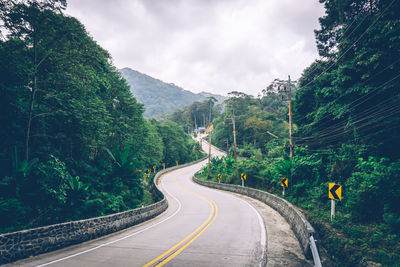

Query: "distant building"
(195, 127), (206, 134)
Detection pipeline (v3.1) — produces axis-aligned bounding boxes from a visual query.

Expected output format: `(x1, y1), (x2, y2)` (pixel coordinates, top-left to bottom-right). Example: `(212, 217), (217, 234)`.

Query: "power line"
(295, 98), (400, 143)
(295, 5), (373, 80)
(292, 72), (400, 145)
(294, 55), (400, 125)
(298, 122), (400, 154)
(294, 91), (399, 142)
(295, 102), (400, 147)
(299, 0), (396, 91)
(294, 66), (400, 129)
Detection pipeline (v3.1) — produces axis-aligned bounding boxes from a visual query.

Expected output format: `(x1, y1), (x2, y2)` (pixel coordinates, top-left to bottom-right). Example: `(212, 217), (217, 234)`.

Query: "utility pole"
(209, 101), (212, 125)
(288, 75), (294, 159)
(207, 131), (212, 178)
(232, 116), (237, 163)
(228, 114), (237, 163)
(273, 76), (296, 159)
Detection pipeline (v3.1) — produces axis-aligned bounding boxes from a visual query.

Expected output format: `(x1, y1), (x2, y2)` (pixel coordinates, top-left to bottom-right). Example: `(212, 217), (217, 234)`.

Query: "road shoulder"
(232, 193), (313, 267)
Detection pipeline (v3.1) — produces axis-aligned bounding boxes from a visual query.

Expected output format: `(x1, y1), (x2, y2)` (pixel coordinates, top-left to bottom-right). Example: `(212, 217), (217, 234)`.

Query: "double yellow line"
(143, 177), (218, 267)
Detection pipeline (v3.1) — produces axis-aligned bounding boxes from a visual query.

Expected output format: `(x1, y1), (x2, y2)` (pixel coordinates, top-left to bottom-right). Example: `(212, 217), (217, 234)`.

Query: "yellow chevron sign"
(281, 177), (288, 187)
(329, 183), (342, 201)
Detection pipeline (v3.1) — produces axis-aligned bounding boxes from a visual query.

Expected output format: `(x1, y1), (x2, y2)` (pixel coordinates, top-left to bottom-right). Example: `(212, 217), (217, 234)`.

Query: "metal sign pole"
(331, 199), (335, 221)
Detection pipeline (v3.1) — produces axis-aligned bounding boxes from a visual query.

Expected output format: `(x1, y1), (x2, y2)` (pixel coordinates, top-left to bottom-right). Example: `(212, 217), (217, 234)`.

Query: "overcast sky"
(66, 0), (325, 96)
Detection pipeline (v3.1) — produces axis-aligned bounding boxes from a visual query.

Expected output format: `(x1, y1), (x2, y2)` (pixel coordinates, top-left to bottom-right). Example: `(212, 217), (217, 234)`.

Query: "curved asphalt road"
(7, 136), (311, 266)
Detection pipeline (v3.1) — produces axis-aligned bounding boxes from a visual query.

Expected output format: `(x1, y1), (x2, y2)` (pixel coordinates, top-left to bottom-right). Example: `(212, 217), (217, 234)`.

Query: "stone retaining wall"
(0, 157), (207, 264)
(0, 198), (167, 264)
(193, 177), (316, 258)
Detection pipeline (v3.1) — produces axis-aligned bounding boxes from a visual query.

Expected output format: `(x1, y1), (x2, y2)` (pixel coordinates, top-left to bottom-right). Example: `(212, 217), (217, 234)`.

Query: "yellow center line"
(156, 200), (218, 267)
(142, 176), (218, 267)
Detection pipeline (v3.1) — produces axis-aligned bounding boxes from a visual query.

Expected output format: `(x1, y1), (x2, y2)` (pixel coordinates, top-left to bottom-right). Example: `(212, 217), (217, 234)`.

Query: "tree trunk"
(25, 33), (38, 161)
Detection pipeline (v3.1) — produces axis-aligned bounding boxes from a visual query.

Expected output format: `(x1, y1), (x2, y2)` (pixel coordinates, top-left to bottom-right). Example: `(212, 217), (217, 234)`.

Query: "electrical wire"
(295, 100), (400, 143)
(293, 57), (400, 125)
(293, 85), (400, 142)
(295, 103), (400, 147)
(300, 122), (400, 154)
(294, 68), (400, 130)
(300, 0), (396, 90)
(295, 4), (373, 80)
(294, 92), (399, 142)
(291, 0), (397, 125)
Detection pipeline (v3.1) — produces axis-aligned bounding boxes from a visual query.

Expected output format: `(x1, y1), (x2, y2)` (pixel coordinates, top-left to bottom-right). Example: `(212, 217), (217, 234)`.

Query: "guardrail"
(310, 235), (322, 267)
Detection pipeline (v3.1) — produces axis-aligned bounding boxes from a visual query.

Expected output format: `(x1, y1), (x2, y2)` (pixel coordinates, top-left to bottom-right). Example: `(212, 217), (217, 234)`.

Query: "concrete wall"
(0, 157), (207, 264)
(193, 177), (316, 258)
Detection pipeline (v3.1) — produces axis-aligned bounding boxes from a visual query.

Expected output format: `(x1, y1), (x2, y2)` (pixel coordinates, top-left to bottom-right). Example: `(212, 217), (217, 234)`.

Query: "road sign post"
(176, 160), (178, 166)
(281, 177), (288, 196)
(153, 165), (156, 173)
(143, 173), (148, 185)
(241, 173), (246, 187)
(329, 183), (342, 221)
(162, 163), (165, 169)
(218, 174), (222, 184)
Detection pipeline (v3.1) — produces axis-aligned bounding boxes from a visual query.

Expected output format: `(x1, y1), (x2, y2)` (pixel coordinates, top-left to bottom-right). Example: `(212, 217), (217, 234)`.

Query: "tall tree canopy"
(0, 0), (201, 233)
(294, 0), (400, 159)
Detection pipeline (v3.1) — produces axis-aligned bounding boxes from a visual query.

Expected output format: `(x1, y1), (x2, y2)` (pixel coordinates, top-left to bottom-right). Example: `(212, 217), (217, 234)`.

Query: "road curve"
(6, 160), (266, 265)
(7, 136), (311, 266)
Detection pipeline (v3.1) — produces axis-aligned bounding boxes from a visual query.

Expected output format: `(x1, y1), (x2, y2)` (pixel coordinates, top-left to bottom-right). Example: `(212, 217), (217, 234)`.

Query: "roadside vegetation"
(0, 1), (203, 234)
(184, 0), (400, 265)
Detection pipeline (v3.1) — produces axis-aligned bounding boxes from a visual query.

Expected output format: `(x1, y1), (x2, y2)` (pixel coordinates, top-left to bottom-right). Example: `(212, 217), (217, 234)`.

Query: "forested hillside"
(0, 0), (202, 234)
(188, 0), (400, 265)
(120, 67), (226, 118)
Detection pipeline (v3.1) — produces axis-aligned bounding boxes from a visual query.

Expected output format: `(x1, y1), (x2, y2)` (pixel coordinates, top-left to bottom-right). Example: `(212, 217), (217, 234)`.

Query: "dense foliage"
(0, 1), (202, 233)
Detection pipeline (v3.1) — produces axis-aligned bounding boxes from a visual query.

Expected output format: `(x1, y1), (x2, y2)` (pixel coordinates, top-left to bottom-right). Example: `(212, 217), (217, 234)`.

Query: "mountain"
(120, 67), (226, 118)
(198, 91), (226, 104)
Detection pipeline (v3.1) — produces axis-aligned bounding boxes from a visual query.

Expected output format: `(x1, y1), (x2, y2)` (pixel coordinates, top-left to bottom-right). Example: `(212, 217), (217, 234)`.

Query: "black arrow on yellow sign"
(280, 177), (288, 187)
(329, 183), (342, 201)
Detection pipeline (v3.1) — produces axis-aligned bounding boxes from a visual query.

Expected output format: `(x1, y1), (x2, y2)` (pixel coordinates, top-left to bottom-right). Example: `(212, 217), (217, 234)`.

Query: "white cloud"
(66, 0), (325, 96)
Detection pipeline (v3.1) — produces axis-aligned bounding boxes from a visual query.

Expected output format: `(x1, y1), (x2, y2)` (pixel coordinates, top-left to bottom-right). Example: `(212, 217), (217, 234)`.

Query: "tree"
(0, 0), (67, 160)
(294, 0), (400, 158)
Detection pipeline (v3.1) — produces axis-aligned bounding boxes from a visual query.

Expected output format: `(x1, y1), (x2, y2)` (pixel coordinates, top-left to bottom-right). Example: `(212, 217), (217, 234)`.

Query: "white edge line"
(239, 198), (267, 267)
(190, 177), (267, 267)
(35, 176), (182, 267)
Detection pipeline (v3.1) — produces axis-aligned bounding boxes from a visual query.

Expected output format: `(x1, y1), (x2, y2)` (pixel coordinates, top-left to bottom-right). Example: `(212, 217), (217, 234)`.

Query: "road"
(7, 137), (310, 266)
